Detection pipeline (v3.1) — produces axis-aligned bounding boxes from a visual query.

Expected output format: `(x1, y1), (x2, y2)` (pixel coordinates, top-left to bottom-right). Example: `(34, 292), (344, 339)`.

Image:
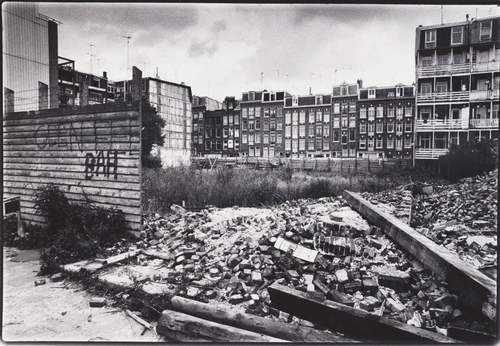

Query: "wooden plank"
(3, 111), (139, 126)
(2, 143), (141, 151)
(3, 176), (141, 191)
(267, 283), (459, 343)
(3, 126), (140, 139)
(3, 168), (140, 181)
(157, 309), (287, 342)
(169, 296), (359, 342)
(17, 209), (142, 225)
(3, 119), (139, 133)
(343, 190), (497, 320)
(4, 162), (139, 173)
(3, 150), (140, 160)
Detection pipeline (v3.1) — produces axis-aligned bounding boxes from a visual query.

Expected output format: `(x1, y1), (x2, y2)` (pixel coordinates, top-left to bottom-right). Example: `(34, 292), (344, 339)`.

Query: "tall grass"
(142, 166), (408, 214)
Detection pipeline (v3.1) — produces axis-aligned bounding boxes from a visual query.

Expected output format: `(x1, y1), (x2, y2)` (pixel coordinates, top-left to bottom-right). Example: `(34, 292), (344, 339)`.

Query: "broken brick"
(89, 297), (106, 307)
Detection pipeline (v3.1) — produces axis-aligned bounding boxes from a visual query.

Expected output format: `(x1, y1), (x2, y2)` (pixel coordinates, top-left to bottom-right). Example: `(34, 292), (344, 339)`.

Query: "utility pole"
(122, 35), (132, 102)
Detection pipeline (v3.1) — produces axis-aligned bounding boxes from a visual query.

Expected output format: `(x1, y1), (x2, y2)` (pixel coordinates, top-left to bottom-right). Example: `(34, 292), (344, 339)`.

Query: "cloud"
(212, 20), (227, 34)
(188, 39), (217, 58)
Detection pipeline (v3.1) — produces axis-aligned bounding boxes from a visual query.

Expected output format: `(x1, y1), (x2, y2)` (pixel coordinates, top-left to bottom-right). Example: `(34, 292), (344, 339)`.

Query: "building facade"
(192, 96), (223, 156)
(357, 85), (415, 159)
(414, 15), (499, 161)
(331, 82), (361, 158)
(58, 64), (115, 106)
(116, 77), (193, 166)
(240, 90), (288, 158)
(283, 93), (332, 158)
(3, 2), (59, 112)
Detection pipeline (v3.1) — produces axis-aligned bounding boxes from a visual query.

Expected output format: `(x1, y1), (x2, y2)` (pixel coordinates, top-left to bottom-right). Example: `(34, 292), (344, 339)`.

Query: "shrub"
(32, 184), (128, 274)
(438, 139), (497, 181)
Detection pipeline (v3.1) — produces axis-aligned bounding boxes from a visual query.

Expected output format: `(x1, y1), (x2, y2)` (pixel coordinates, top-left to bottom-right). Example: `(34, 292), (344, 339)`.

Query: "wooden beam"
(343, 190), (496, 320)
(156, 309), (287, 342)
(169, 296), (358, 343)
(268, 283), (459, 343)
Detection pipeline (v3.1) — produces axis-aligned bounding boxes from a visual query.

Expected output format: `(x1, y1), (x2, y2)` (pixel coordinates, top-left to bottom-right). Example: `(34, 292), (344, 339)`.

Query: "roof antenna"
(440, 5), (443, 24)
(156, 67), (159, 78)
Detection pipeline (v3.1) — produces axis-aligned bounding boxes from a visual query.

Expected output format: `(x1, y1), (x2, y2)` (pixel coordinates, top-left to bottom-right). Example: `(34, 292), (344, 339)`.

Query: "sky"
(39, 3), (500, 101)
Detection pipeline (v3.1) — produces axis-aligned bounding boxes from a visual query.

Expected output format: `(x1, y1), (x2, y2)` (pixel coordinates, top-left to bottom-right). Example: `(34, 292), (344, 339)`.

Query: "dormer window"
(368, 89), (376, 99)
(249, 92), (255, 101)
(396, 87), (403, 97)
(451, 26), (464, 45)
(480, 21), (492, 41)
(341, 86), (348, 96)
(292, 96), (298, 106)
(316, 96), (322, 105)
(425, 30), (436, 48)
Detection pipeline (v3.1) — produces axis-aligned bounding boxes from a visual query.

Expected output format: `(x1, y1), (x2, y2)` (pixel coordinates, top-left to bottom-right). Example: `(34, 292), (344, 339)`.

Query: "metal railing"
(414, 148), (449, 160)
(416, 119), (466, 130)
(471, 61), (500, 73)
(416, 63), (470, 77)
(470, 118), (499, 129)
(469, 89), (499, 101)
(416, 91), (470, 103)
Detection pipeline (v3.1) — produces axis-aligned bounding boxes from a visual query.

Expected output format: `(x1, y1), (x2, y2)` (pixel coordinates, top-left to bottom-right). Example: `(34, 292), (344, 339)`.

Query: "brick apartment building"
(192, 96), (223, 156)
(283, 93), (332, 158)
(357, 85), (415, 159)
(331, 82), (361, 158)
(240, 90), (289, 158)
(414, 15), (499, 161)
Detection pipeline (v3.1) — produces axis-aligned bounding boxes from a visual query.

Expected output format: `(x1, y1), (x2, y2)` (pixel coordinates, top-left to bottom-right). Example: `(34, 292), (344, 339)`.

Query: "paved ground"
(2, 247), (163, 342)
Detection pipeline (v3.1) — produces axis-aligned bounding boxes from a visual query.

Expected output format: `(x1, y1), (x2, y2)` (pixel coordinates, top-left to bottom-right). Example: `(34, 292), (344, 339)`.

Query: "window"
(242, 108), (248, 118)
(333, 129), (340, 142)
(263, 134), (269, 144)
(349, 118), (356, 128)
(396, 122), (403, 133)
(234, 115), (239, 125)
(263, 108), (270, 117)
(299, 125), (306, 137)
(276, 118), (283, 131)
(341, 134), (347, 144)
(404, 122), (412, 133)
(316, 96), (322, 105)
(437, 54), (449, 65)
(341, 103), (349, 114)
(308, 125), (315, 137)
(333, 103), (340, 114)
(316, 111), (323, 123)
(270, 133), (276, 144)
(323, 126), (330, 137)
(349, 103), (356, 113)
(436, 82), (448, 93)
(323, 140), (330, 151)
(308, 111), (315, 124)
(349, 129), (356, 142)
(360, 107), (367, 119)
(404, 137), (413, 149)
(376, 122), (383, 133)
(359, 139), (366, 150)
(263, 119), (269, 131)
(396, 138), (403, 150)
(270, 119), (276, 131)
(223, 128), (229, 138)
(255, 119), (261, 130)
(285, 111), (292, 124)
(292, 125), (299, 139)
(396, 107), (404, 118)
(368, 107), (375, 119)
(396, 87), (403, 97)
(323, 112), (330, 123)
(255, 134), (261, 144)
(308, 139), (315, 151)
(480, 21), (492, 41)
(316, 124), (323, 137)
(421, 55), (434, 66)
(299, 138), (306, 151)
(453, 51), (466, 64)
(387, 137), (394, 149)
(285, 125), (291, 137)
(333, 118), (340, 128)
(368, 123), (375, 134)
(451, 26), (464, 45)
(242, 119), (248, 130)
(387, 122), (394, 133)
(421, 83), (432, 94)
(255, 107), (261, 117)
(223, 115), (228, 126)
(360, 123), (367, 133)
(376, 138), (383, 149)
(405, 105), (413, 116)
(368, 138), (374, 150)
(276, 134), (282, 144)
(376, 106), (384, 118)
(341, 117), (348, 128)
(425, 30), (436, 48)
(248, 120), (254, 130)
(292, 140), (298, 152)
(292, 111), (299, 125)
(368, 89), (376, 99)
(388, 106), (394, 117)
(299, 110), (306, 124)
(249, 107), (255, 118)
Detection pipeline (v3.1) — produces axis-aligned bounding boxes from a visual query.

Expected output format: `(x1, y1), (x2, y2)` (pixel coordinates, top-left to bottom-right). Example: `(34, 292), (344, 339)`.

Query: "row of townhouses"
(3, 3), (498, 165)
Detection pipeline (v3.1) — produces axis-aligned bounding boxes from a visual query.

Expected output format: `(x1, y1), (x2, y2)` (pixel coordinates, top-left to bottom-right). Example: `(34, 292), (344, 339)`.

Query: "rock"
(359, 296), (379, 312)
(187, 287), (200, 298)
(89, 297), (106, 307)
(251, 271), (263, 285)
(50, 273), (64, 282)
(205, 290), (217, 299)
(373, 266), (410, 291)
(386, 297), (405, 312)
(335, 269), (349, 283)
(229, 294), (245, 304)
(34, 279), (46, 286)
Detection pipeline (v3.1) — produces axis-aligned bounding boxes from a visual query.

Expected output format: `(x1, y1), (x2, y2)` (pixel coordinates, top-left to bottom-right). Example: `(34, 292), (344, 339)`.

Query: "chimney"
(309, 87), (312, 95)
(466, 14), (469, 22)
(103, 71), (107, 79)
(357, 79), (363, 89)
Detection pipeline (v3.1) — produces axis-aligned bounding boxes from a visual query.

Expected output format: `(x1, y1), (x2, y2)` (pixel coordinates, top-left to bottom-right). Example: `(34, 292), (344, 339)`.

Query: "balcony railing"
(471, 61), (500, 73)
(470, 118), (499, 129)
(470, 89), (499, 101)
(415, 148), (449, 160)
(416, 63), (470, 77)
(416, 91), (469, 103)
(416, 119), (467, 130)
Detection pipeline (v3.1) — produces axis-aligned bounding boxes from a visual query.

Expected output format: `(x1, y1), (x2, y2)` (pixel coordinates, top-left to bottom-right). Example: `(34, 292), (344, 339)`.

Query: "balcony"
(416, 91), (469, 103)
(471, 61), (500, 73)
(416, 63), (470, 78)
(470, 89), (499, 101)
(416, 119), (467, 131)
(470, 118), (499, 129)
(415, 148), (449, 160)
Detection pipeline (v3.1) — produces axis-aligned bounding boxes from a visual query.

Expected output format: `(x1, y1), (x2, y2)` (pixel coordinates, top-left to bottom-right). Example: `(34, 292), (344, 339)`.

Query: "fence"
(191, 156), (412, 175)
(3, 103), (143, 230)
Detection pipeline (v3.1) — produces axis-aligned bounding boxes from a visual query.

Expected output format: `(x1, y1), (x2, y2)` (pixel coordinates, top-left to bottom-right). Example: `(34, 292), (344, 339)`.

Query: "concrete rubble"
(363, 169), (497, 278)
(82, 195), (496, 338)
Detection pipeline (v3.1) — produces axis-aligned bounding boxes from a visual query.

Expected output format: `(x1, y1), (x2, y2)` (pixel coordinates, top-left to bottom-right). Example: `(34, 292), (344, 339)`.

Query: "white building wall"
(2, 2), (51, 112)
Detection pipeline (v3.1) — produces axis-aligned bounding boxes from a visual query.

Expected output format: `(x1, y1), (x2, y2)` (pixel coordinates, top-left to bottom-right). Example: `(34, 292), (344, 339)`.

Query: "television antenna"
(121, 35), (132, 101)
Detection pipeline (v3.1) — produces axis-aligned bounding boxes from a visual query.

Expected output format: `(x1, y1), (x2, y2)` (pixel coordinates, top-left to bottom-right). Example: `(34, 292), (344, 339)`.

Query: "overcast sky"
(40, 3), (500, 101)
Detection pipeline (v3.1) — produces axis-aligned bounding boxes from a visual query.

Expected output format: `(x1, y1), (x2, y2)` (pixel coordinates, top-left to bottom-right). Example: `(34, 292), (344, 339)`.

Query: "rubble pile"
(364, 170), (497, 273)
(107, 196), (495, 336)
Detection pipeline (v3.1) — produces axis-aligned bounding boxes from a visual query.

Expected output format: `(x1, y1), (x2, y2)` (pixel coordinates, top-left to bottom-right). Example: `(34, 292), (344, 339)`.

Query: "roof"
(417, 15), (499, 31)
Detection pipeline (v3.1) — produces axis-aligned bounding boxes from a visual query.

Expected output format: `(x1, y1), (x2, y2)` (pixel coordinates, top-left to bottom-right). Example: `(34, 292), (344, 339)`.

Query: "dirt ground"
(2, 247), (163, 342)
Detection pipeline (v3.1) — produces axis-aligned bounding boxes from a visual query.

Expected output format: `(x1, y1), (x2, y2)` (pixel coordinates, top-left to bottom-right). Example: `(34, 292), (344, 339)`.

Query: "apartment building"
(357, 85), (415, 159)
(240, 90), (289, 158)
(3, 2), (59, 112)
(414, 15), (499, 161)
(58, 63), (115, 106)
(331, 82), (361, 158)
(192, 96), (223, 156)
(116, 77), (193, 166)
(283, 93), (332, 158)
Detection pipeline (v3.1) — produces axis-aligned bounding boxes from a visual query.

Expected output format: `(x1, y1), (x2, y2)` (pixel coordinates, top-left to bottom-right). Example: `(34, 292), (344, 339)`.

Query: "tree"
(141, 100), (165, 168)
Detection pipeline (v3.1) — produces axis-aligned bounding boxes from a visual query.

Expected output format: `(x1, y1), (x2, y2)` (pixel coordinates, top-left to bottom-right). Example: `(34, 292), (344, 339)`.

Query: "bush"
(31, 184), (129, 274)
(438, 139), (497, 181)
